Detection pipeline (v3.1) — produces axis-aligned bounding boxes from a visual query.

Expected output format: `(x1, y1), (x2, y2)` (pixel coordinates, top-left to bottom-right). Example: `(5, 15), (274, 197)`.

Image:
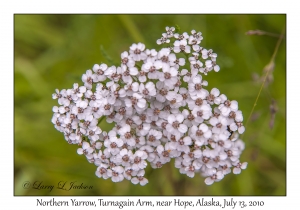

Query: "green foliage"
(14, 14), (286, 195)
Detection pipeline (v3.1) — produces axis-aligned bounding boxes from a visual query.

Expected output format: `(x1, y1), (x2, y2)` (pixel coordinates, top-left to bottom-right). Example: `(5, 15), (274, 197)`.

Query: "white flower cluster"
(51, 26), (247, 186)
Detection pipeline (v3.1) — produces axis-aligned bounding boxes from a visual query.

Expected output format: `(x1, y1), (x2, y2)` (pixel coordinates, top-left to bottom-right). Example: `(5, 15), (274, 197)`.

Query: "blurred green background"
(14, 14), (286, 196)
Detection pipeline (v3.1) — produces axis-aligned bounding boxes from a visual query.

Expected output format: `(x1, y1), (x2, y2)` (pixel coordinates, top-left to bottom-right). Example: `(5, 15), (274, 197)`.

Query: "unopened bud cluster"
(52, 26), (247, 186)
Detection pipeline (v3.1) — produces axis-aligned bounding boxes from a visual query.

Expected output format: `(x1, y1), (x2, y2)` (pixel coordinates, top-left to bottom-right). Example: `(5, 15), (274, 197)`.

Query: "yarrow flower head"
(52, 26), (247, 186)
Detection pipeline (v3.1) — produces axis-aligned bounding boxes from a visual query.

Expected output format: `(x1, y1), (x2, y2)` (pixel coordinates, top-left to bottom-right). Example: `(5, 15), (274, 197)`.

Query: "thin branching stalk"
(244, 27), (285, 130)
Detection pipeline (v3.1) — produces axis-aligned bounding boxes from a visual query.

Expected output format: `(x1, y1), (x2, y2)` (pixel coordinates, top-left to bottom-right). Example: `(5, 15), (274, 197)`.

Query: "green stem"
(100, 45), (115, 66)
(118, 15), (145, 44)
(244, 27), (285, 131)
